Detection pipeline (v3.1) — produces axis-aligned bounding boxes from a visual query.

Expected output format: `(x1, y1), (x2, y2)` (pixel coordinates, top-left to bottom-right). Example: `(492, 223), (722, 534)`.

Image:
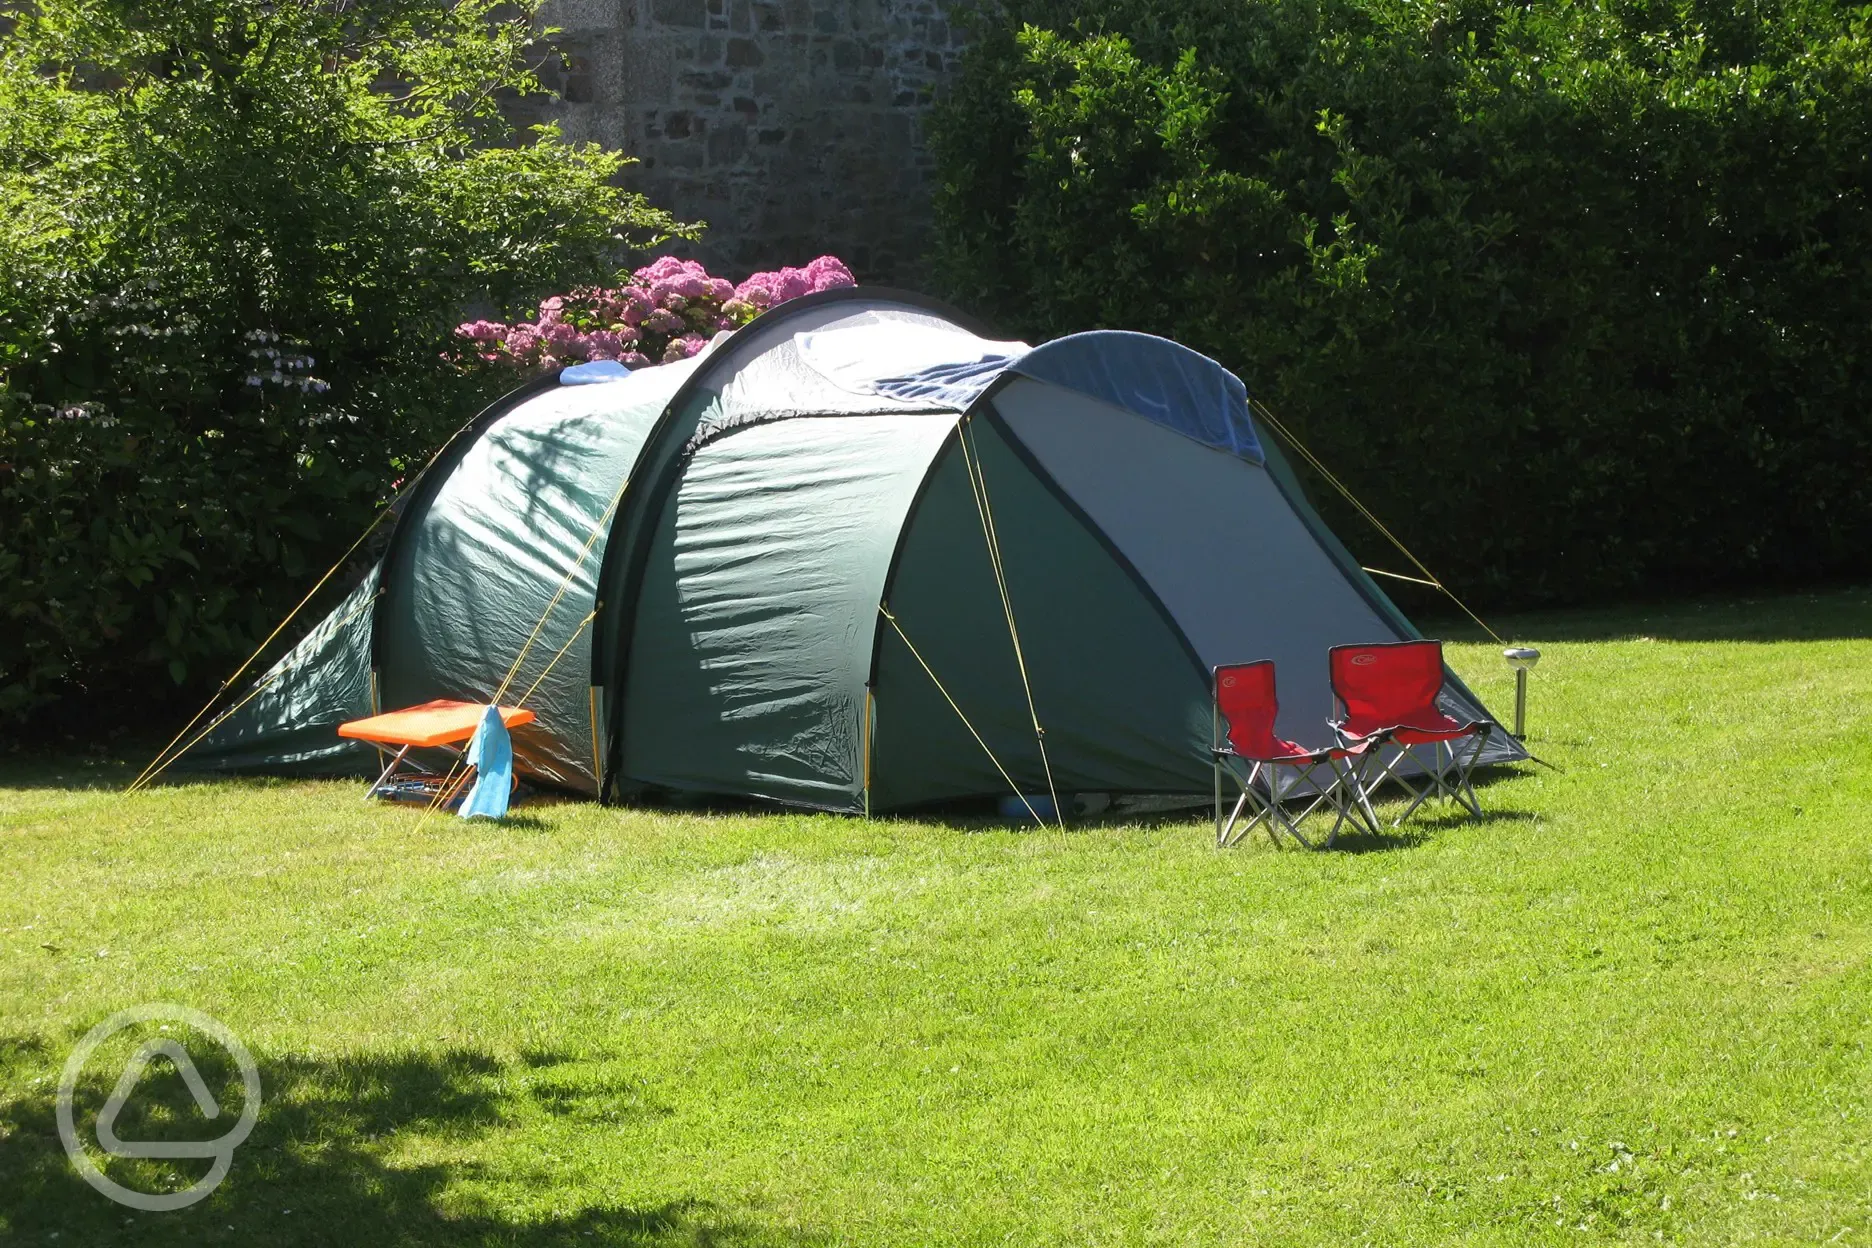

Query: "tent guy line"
(877, 603), (1050, 829)
(1246, 396), (1506, 646)
(164, 286), (1524, 811)
(126, 589), (385, 794)
(123, 370), (567, 796)
(956, 414), (1064, 828)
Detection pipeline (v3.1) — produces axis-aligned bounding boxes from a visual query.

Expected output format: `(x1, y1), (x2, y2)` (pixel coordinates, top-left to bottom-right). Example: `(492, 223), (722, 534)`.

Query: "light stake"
(1502, 647), (1540, 739)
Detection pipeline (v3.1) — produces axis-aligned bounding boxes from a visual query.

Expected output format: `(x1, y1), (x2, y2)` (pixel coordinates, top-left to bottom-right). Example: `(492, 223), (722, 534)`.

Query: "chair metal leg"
(1450, 730), (1490, 818)
(1390, 732), (1491, 824)
(1214, 756), (1225, 845)
(1372, 744), (1430, 826)
(1393, 740), (1462, 824)
(1219, 754), (1390, 851)
(1348, 752), (1384, 834)
(1220, 788), (1250, 846)
(1319, 757), (1365, 846)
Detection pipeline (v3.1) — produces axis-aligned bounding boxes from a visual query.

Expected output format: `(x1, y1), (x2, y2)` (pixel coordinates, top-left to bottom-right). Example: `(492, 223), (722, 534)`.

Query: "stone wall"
(528, 0), (961, 286)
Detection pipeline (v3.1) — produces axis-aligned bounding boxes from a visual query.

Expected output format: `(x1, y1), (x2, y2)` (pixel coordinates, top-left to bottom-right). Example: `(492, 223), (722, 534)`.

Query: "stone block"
(707, 125), (749, 165)
(651, 0), (707, 27)
(519, 0), (953, 285)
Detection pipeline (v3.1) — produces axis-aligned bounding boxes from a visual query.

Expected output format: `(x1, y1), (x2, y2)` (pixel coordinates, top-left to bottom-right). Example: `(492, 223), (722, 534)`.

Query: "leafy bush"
(452, 255), (856, 372)
(931, 0), (1872, 607)
(0, 0), (694, 727)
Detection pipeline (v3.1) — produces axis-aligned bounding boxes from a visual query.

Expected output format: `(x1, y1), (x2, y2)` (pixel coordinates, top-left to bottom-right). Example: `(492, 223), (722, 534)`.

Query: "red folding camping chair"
(1328, 640), (1495, 825)
(1212, 661), (1378, 850)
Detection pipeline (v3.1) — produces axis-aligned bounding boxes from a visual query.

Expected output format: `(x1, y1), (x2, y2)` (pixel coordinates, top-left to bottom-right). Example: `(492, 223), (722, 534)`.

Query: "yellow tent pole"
(862, 685), (874, 819)
(955, 418), (1064, 827)
(878, 604), (1046, 830)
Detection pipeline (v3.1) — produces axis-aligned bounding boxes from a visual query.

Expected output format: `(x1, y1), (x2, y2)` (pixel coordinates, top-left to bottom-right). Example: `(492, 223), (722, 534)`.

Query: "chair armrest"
(1329, 718), (1392, 749)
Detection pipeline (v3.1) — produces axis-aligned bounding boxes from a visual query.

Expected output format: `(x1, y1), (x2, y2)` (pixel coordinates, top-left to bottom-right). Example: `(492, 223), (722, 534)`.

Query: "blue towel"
(459, 704), (513, 819)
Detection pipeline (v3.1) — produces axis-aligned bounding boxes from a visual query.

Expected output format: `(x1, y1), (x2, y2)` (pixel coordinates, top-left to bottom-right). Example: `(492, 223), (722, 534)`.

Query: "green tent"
(192, 288), (1524, 811)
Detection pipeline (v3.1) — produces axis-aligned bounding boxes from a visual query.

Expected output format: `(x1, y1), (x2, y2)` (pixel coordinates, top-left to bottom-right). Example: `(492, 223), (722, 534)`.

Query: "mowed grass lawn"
(2, 588), (1870, 1247)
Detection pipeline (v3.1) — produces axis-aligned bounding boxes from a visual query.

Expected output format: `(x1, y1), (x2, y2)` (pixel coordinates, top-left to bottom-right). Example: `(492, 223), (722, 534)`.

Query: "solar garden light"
(1502, 647), (1540, 739)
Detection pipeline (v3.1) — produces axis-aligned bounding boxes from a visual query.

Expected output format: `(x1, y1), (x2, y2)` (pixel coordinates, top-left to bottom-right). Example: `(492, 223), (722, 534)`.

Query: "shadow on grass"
(0, 753), (143, 792)
(1340, 805), (1534, 849)
(1427, 583), (1872, 644)
(0, 1040), (819, 1247)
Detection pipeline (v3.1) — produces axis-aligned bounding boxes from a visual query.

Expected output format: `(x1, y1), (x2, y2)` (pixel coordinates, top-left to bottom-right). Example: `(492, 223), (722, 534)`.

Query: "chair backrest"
(1214, 661), (1284, 758)
(1329, 640), (1446, 733)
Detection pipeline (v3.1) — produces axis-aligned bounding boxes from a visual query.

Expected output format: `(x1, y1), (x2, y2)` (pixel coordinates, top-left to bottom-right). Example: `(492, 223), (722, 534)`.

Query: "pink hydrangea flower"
(805, 255), (856, 289)
(583, 329), (635, 360)
(612, 286), (653, 326)
(634, 256), (710, 298)
(644, 308), (684, 335)
(456, 256), (853, 377)
(772, 269), (813, 300)
(734, 266), (808, 305)
(734, 256), (857, 307)
(632, 255), (690, 282)
(541, 320), (585, 356)
(660, 332), (708, 363)
(504, 324), (542, 360)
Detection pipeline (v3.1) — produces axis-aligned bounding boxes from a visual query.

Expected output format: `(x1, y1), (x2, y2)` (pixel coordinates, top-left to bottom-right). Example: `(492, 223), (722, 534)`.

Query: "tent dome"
(194, 288), (1522, 811)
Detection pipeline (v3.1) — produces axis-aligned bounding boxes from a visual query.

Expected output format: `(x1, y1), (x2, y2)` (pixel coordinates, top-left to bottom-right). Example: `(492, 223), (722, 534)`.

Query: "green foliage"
(931, 0), (1872, 606)
(0, 0), (695, 724)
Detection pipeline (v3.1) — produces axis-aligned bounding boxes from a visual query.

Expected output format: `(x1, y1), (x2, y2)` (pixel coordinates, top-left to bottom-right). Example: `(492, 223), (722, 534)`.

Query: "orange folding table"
(338, 699), (536, 803)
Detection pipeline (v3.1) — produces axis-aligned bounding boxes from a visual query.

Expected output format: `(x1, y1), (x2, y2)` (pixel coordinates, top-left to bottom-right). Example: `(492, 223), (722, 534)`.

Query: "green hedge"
(0, 1), (692, 728)
(930, 0), (1872, 607)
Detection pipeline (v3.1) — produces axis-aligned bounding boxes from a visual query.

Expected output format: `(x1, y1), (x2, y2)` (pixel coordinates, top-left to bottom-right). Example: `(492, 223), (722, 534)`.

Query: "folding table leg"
(366, 745), (411, 801)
